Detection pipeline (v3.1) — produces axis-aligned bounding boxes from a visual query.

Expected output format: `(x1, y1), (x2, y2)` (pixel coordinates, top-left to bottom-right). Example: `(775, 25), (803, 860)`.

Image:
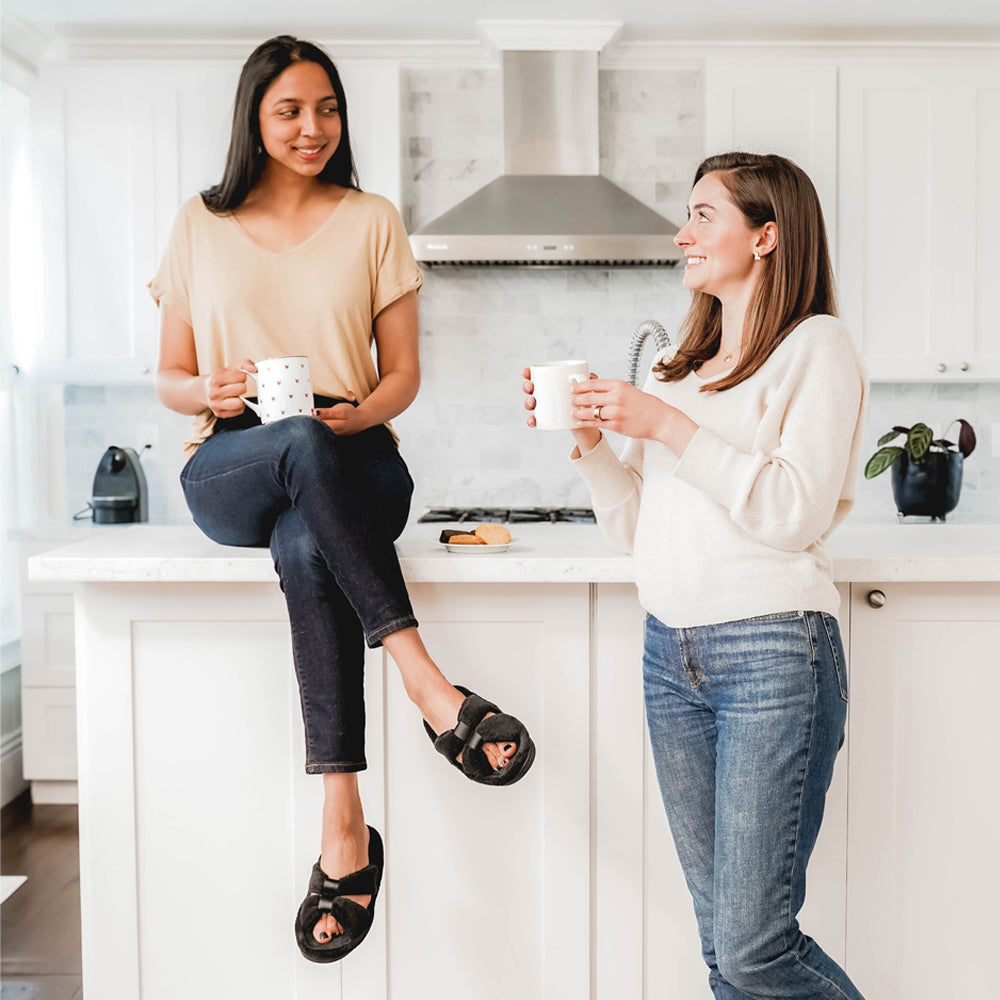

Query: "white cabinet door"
(962, 66), (1000, 376)
(21, 685), (77, 781)
(839, 64), (1000, 381)
(20, 543), (79, 787)
(34, 64), (160, 381)
(704, 60), (838, 258)
(366, 581), (591, 1000)
(846, 582), (1000, 999)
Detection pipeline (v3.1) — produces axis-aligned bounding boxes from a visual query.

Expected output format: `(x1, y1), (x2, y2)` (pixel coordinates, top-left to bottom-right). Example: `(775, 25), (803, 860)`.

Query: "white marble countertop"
(27, 519), (1000, 584)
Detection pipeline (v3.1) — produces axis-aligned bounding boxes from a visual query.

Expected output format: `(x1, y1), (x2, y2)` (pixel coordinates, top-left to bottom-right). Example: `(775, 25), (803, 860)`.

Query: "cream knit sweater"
(572, 314), (868, 628)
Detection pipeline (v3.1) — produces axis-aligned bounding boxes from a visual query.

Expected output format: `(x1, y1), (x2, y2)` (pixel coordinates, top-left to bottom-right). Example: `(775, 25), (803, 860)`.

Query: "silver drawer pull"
(867, 589), (886, 609)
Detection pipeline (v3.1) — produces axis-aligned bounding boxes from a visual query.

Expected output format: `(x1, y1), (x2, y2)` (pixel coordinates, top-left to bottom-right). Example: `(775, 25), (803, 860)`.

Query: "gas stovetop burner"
(417, 506), (596, 524)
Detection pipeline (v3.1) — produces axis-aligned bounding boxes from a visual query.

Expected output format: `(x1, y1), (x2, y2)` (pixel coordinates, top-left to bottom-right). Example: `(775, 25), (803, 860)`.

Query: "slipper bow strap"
(452, 718), (484, 751)
(313, 866), (377, 913)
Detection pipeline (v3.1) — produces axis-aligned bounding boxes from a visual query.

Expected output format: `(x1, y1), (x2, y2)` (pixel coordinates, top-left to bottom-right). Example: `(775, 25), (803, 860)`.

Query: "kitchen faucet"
(626, 319), (671, 386)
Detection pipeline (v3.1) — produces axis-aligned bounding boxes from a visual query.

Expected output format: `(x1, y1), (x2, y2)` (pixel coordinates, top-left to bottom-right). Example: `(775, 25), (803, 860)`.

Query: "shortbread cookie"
(448, 533), (486, 545)
(475, 523), (511, 545)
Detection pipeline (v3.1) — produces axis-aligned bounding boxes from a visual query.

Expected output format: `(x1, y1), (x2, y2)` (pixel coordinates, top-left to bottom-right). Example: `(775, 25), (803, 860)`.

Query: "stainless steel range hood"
(409, 50), (682, 267)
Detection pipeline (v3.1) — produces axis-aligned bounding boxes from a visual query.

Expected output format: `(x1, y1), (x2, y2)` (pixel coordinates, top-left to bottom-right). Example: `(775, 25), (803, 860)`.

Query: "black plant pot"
(890, 451), (963, 520)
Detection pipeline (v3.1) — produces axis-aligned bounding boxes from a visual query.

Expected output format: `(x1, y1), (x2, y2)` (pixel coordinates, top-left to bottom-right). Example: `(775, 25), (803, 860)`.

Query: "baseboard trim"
(29, 779), (78, 805)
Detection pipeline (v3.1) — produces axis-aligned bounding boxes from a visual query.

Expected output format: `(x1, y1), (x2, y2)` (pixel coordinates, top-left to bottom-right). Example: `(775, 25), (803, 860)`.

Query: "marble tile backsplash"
(60, 65), (999, 526)
(395, 64), (706, 513)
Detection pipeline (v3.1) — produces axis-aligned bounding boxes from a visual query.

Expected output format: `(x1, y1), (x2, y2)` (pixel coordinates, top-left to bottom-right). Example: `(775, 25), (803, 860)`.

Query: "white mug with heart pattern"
(239, 356), (313, 424)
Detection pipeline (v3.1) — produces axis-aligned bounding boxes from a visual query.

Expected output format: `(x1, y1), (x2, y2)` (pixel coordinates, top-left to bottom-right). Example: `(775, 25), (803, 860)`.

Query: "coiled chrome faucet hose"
(626, 319), (671, 386)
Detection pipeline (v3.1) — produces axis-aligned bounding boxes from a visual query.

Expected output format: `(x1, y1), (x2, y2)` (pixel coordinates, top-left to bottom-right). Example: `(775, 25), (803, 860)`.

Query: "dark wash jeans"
(643, 611), (866, 1000)
(180, 400), (417, 773)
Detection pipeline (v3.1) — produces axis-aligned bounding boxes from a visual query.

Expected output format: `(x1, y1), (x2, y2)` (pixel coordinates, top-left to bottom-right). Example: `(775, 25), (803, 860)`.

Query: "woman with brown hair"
(524, 152), (868, 998)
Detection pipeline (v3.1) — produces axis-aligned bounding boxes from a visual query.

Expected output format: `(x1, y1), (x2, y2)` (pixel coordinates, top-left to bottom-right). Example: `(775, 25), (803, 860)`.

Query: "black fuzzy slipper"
(294, 826), (384, 963)
(423, 685), (536, 786)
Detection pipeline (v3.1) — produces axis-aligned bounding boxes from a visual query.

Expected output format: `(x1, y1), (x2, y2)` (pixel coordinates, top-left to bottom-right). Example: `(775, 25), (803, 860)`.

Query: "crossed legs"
(180, 416), (518, 945)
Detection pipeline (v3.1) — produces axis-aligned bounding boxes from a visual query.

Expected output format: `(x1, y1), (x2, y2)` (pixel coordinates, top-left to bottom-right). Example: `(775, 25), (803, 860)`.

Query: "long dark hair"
(654, 151), (837, 392)
(201, 35), (359, 213)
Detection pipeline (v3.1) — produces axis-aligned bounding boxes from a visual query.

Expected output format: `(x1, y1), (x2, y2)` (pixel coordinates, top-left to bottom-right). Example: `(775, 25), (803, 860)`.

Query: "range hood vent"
(409, 49), (681, 268)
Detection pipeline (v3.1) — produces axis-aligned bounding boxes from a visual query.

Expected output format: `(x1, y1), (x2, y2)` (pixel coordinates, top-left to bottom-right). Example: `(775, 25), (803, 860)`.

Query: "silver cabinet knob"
(867, 589), (887, 609)
(960, 362), (970, 372)
(937, 363), (948, 373)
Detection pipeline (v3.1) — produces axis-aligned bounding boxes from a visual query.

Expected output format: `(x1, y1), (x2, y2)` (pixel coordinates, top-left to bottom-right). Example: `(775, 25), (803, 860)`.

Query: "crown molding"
(21, 23), (1000, 68)
(37, 33), (491, 65)
(1, 13), (49, 90)
(602, 38), (1000, 69)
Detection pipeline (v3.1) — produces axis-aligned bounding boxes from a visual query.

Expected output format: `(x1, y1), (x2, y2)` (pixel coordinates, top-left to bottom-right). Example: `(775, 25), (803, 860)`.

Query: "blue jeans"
(643, 611), (866, 1000)
(180, 402), (417, 773)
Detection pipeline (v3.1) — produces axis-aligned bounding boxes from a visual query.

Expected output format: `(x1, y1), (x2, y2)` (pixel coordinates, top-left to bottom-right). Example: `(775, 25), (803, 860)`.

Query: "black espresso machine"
(89, 446), (148, 523)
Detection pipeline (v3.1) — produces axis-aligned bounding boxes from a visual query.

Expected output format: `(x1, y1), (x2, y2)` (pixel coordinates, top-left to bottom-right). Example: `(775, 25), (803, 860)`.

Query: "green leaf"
(864, 446), (904, 479)
(877, 429), (904, 447)
(957, 418), (977, 458)
(907, 423), (933, 461)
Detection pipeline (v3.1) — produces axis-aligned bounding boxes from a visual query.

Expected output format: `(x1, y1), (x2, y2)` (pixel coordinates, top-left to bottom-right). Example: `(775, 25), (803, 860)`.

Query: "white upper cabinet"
(704, 60), (838, 260)
(838, 63), (1000, 381)
(31, 56), (401, 381)
(33, 61), (239, 381)
(34, 64), (159, 381)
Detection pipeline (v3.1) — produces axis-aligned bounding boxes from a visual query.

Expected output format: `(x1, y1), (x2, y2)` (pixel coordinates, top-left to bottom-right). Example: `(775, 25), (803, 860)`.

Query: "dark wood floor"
(1, 794), (82, 1000)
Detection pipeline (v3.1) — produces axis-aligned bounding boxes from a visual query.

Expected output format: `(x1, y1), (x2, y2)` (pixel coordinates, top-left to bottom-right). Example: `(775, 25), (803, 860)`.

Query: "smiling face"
(674, 171), (765, 303)
(258, 60), (342, 180)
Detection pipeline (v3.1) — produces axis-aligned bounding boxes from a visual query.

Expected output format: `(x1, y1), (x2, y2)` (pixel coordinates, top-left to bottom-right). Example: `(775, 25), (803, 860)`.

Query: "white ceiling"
(6, 0), (1000, 42)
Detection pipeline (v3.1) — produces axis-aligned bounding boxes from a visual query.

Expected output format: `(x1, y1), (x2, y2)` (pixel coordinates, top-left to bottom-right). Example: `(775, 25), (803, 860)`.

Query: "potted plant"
(864, 419), (977, 520)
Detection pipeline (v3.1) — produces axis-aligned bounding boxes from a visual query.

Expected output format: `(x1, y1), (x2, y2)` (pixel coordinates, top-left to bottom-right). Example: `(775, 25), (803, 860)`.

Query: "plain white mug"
(529, 360), (590, 430)
(240, 356), (313, 424)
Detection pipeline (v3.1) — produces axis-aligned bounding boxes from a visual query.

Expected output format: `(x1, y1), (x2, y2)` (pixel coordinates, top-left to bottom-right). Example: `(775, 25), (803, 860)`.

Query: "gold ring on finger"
(593, 404), (604, 421)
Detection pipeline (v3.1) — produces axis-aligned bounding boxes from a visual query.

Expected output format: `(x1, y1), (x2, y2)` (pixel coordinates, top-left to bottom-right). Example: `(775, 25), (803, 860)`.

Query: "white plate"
(443, 541), (511, 554)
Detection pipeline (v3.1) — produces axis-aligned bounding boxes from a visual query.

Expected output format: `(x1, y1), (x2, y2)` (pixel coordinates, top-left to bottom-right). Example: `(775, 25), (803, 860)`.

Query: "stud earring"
(753, 251), (761, 261)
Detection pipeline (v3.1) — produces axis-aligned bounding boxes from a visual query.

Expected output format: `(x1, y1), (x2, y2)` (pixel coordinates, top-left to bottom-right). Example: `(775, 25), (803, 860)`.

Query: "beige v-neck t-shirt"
(149, 189), (423, 458)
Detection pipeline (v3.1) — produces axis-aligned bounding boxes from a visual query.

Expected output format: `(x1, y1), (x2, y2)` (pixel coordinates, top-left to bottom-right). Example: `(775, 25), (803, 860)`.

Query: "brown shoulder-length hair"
(654, 151), (836, 392)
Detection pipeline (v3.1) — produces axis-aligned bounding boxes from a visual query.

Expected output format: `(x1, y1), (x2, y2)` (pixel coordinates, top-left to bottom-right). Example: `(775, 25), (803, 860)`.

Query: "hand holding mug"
(571, 377), (684, 445)
(523, 360), (590, 429)
(523, 363), (604, 454)
(238, 356), (313, 424)
(205, 359), (255, 418)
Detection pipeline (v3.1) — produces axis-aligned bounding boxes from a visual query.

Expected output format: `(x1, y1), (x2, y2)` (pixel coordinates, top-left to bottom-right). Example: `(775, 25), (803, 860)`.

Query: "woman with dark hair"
(523, 152), (868, 999)
(152, 35), (535, 965)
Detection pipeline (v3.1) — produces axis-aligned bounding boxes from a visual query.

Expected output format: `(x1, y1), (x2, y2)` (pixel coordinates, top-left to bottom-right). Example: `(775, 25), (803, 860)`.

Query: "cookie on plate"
(475, 523), (512, 545)
(448, 533), (486, 545)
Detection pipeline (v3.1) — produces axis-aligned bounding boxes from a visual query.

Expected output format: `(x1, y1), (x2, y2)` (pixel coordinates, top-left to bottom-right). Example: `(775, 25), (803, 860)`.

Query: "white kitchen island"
(30, 522), (1000, 1000)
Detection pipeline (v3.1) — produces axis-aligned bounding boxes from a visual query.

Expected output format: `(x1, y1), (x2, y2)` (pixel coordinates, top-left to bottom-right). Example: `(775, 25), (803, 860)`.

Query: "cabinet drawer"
(22, 686), (77, 780)
(21, 594), (75, 686)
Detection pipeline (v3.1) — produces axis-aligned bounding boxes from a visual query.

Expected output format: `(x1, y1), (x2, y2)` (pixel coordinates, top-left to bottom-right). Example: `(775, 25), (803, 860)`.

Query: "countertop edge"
(25, 523), (1000, 585)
